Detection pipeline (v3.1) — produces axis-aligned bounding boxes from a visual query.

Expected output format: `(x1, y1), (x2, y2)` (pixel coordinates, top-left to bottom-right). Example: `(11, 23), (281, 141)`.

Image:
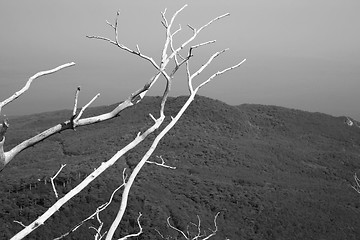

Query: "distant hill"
(1, 95), (360, 239)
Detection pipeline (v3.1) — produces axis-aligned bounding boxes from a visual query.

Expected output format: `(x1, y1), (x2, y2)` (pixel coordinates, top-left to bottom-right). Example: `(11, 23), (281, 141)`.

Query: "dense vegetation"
(1, 96), (360, 239)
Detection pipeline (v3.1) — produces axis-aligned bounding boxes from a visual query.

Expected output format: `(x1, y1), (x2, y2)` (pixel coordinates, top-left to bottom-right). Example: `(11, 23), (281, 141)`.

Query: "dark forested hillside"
(1, 96), (360, 239)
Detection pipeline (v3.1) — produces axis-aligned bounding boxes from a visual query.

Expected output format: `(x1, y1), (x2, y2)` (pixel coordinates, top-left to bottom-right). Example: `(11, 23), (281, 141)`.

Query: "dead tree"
(6, 5), (246, 240)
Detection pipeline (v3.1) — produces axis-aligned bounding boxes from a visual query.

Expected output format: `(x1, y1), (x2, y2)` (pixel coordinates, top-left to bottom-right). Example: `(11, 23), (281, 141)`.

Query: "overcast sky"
(1, 0), (359, 120)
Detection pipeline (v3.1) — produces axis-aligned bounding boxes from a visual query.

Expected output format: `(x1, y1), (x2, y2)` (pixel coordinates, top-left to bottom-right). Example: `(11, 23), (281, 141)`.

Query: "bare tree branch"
(10, 110), (166, 239)
(53, 169), (126, 240)
(105, 46), (243, 240)
(13, 221), (26, 228)
(117, 212), (143, 240)
(0, 63), (75, 169)
(0, 4), (235, 172)
(194, 58), (247, 92)
(167, 212), (220, 240)
(1, 6), (191, 171)
(166, 11), (230, 62)
(50, 164), (67, 199)
(87, 8), (160, 72)
(9, 5), (245, 240)
(0, 62), (75, 112)
(73, 93), (101, 125)
(72, 87), (81, 118)
(147, 155), (176, 169)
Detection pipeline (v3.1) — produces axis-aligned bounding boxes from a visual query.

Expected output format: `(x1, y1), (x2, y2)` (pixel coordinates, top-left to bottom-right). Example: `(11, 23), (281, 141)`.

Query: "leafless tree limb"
(87, 9), (160, 71)
(9, 5), (245, 240)
(10, 107), (166, 239)
(147, 155), (176, 169)
(72, 87), (81, 118)
(13, 220), (26, 228)
(117, 212), (143, 240)
(53, 169), (126, 240)
(166, 212), (220, 240)
(0, 62), (75, 113)
(50, 164), (67, 199)
(73, 93), (101, 125)
(0, 4), (235, 172)
(0, 63), (75, 169)
(105, 50), (244, 240)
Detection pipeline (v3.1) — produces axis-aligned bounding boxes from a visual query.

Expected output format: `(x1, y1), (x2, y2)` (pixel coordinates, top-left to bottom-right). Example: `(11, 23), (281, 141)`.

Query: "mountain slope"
(0, 96), (360, 239)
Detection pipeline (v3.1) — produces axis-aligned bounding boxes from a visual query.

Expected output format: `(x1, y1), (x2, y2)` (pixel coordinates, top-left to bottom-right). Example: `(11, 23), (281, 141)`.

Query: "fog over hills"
(1, 96), (360, 239)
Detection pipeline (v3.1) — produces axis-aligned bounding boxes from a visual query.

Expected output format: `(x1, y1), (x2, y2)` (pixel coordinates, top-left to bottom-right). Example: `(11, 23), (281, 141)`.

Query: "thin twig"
(13, 220), (26, 228)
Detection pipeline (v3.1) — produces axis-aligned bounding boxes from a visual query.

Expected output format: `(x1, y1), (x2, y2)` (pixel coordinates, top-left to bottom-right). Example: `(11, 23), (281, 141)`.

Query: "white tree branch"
(146, 155), (176, 169)
(0, 62), (75, 111)
(0, 4), (233, 172)
(73, 93), (101, 124)
(117, 212), (143, 240)
(10, 110), (166, 239)
(194, 58), (247, 92)
(167, 212), (220, 240)
(0, 66), (161, 171)
(13, 221), (26, 228)
(50, 164), (67, 199)
(167, 216), (189, 239)
(87, 9), (160, 72)
(8, 5), (245, 240)
(201, 212), (220, 240)
(104, 50), (242, 239)
(166, 11), (230, 62)
(0, 63), (75, 169)
(191, 40), (216, 50)
(54, 169), (126, 240)
(72, 87), (81, 118)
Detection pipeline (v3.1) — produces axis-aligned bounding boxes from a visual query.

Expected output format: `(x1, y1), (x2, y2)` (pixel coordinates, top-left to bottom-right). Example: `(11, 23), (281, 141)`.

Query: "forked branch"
(53, 169), (127, 240)
(50, 164), (67, 199)
(1, 4), (228, 172)
(147, 155), (176, 169)
(9, 5), (245, 240)
(105, 48), (244, 240)
(0, 63), (75, 168)
(166, 212), (220, 240)
(117, 212), (143, 240)
(10, 108), (166, 240)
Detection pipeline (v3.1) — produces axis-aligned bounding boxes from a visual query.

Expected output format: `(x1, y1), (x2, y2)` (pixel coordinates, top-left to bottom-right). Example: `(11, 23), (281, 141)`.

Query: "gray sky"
(1, 0), (360, 120)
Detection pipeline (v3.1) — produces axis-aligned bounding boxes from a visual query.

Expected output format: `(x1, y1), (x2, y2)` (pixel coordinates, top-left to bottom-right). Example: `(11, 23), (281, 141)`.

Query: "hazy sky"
(1, 1), (360, 120)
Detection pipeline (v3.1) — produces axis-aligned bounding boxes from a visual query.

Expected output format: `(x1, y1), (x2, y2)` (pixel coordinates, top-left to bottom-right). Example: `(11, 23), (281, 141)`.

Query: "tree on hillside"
(1, 5), (245, 239)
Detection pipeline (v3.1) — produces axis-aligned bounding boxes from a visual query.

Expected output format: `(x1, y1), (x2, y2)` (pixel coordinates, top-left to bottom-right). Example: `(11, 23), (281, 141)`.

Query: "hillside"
(1, 96), (360, 239)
